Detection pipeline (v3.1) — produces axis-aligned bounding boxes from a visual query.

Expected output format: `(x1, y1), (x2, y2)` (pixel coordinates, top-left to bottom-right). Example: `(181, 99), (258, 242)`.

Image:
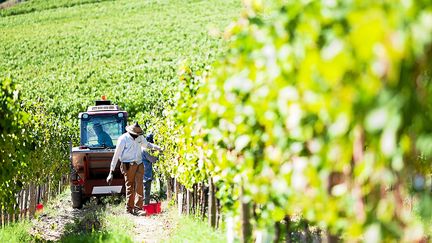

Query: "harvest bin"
(143, 202), (161, 216)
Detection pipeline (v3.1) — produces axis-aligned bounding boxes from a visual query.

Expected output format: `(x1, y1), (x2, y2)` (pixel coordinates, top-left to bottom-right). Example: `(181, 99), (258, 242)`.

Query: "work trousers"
(144, 180), (152, 205)
(120, 162), (144, 212)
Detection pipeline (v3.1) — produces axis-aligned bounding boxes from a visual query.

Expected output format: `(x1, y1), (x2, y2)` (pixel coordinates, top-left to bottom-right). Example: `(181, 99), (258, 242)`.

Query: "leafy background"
(1, 0), (432, 241)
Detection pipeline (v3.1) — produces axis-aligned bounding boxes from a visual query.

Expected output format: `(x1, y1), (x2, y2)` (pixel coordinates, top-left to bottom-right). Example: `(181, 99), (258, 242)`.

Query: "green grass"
(0, 220), (33, 243)
(60, 195), (136, 242)
(0, 0), (242, 121)
(60, 212), (135, 243)
(168, 214), (226, 243)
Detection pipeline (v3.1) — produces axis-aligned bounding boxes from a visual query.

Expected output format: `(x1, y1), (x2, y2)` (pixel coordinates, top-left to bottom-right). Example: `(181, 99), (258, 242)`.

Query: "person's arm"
(138, 135), (163, 151)
(143, 149), (158, 163)
(147, 142), (162, 151)
(110, 137), (125, 172)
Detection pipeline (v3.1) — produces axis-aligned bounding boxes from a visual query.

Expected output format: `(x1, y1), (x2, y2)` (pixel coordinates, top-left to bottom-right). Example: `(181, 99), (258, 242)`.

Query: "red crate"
(36, 203), (44, 211)
(143, 202), (161, 216)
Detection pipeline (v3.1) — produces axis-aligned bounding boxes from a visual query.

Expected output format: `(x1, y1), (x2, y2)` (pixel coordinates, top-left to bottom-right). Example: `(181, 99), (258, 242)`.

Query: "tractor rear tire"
(71, 187), (84, 209)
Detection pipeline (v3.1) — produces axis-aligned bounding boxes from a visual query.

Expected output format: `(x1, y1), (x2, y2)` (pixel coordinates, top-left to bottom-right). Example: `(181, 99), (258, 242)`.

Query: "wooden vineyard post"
(1, 208), (5, 227)
(201, 182), (207, 219)
(208, 177), (216, 228)
(43, 177), (49, 204)
(216, 199), (221, 229)
(20, 189), (25, 220)
(29, 182), (36, 218)
(6, 211), (10, 225)
(20, 189), (24, 220)
(40, 184), (45, 205)
(193, 184), (197, 215)
(40, 185), (43, 204)
(198, 183), (202, 216)
(47, 176), (51, 203)
(24, 186), (29, 219)
(302, 221), (311, 242)
(175, 180), (184, 215)
(166, 176), (172, 201)
(186, 189), (192, 215)
(51, 178), (56, 199)
(240, 185), (252, 243)
(284, 216), (291, 243)
(183, 186), (187, 214)
(10, 206), (13, 224)
(158, 176), (164, 199)
(180, 186), (184, 213)
(36, 185), (40, 207)
(174, 178), (179, 204)
(15, 191), (21, 222)
(274, 221), (281, 243)
(181, 185), (184, 214)
(14, 192), (18, 222)
(199, 183), (203, 217)
(177, 190), (183, 215)
(13, 201), (17, 223)
(58, 178), (61, 195)
(63, 174), (67, 191)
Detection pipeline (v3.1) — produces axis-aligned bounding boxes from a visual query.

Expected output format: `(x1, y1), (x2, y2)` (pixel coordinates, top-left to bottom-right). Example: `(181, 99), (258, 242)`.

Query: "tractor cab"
(79, 100), (126, 149)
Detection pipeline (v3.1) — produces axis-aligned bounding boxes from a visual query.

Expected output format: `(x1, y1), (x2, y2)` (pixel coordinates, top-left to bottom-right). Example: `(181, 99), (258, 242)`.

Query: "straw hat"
(126, 122), (144, 136)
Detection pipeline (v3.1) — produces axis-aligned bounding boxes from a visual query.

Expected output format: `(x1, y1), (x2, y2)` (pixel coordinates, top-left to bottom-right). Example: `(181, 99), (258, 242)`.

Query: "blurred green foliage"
(152, 0), (432, 241)
(202, 0), (432, 240)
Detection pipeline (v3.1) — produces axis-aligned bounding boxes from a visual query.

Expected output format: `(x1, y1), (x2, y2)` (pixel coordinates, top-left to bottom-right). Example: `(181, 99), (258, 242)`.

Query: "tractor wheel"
(71, 187), (84, 209)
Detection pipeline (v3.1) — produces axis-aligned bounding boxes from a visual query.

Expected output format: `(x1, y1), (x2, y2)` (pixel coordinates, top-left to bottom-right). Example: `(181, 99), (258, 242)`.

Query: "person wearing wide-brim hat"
(107, 122), (162, 216)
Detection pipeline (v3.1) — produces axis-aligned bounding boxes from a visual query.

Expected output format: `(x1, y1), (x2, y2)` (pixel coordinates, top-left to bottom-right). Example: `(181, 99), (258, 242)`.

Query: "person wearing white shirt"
(106, 122), (162, 216)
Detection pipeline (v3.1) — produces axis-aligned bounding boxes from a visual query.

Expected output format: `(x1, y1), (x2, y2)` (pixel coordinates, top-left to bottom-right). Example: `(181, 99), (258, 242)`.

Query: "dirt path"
(29, 193), (176, 242)
(29, 193), (85, 241)
(127, 205), (177, 243)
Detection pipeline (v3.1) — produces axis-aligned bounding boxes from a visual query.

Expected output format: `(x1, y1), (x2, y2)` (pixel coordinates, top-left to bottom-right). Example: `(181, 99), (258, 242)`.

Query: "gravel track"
(29, 193), (174, 242)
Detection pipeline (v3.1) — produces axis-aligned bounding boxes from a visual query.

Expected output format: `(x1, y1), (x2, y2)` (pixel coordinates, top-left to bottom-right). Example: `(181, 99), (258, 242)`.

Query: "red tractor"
(70, 98), (127, 208)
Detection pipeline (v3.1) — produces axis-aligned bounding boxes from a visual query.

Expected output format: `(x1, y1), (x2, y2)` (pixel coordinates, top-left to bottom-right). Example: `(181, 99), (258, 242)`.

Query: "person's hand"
(106, 171), (113, 185)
